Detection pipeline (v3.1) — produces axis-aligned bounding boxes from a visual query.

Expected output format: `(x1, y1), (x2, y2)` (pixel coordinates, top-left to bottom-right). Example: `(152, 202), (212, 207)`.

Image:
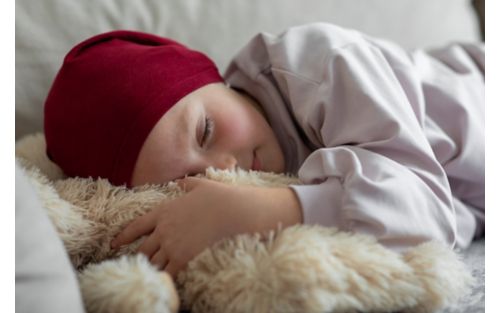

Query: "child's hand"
(111, 177), (302, 278)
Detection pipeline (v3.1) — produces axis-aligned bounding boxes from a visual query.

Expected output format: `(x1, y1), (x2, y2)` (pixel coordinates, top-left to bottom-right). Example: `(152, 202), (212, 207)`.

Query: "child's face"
(131, 83), (285, 186)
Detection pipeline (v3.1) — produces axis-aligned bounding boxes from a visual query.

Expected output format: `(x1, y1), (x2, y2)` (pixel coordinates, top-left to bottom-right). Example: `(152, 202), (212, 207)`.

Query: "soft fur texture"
(16, 133), (473, 313)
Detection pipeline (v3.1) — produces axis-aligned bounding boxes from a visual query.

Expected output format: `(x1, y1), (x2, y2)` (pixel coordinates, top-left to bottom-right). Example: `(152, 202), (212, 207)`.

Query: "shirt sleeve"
(273, 24), (458, 251)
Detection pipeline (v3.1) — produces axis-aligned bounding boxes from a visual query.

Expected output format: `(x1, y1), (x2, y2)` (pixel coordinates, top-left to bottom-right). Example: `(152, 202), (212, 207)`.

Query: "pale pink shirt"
(224, 23), (484, 251)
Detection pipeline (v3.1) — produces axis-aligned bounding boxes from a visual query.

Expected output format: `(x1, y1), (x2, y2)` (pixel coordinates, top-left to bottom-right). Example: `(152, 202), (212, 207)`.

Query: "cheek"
(223, 120), (253, 143)
(217, 109), (256, 146)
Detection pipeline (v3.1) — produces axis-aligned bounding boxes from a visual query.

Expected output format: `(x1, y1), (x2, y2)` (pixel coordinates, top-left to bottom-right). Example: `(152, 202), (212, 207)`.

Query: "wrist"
(249, 186), (303, 234)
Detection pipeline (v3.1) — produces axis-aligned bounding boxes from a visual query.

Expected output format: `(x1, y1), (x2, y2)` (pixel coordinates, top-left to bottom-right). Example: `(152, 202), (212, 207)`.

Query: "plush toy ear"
(79, 254), (179, 313)
(15, 132), (66, 181)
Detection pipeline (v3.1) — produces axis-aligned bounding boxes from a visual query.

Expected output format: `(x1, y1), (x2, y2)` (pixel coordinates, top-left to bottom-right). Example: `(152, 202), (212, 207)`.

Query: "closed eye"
(200, 116), (214, 147)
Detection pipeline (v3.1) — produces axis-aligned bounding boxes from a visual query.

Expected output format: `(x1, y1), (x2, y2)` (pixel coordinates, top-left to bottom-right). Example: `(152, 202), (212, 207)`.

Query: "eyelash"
(201, 117), (214, 147)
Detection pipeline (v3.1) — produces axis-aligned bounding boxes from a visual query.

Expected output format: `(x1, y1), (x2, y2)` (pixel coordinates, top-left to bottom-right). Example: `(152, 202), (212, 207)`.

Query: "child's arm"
(227, 23), (484, 251)
(111, 177), (302, 277)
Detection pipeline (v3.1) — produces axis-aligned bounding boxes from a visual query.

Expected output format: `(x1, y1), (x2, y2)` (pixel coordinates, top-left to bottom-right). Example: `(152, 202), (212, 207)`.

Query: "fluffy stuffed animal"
(16, 133), (473, 313)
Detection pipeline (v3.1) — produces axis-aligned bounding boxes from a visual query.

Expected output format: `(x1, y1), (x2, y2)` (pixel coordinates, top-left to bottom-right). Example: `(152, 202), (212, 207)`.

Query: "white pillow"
(15, 162), (85, 313)
(15, 0), (480, 139)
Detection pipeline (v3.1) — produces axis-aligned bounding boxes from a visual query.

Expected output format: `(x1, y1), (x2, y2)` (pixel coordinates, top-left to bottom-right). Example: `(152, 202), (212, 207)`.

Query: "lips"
(251, 150), (262, 171)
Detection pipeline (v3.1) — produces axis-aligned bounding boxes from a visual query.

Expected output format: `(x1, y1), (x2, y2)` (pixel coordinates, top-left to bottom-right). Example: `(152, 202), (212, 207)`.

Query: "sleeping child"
(44, 23), (485, 277)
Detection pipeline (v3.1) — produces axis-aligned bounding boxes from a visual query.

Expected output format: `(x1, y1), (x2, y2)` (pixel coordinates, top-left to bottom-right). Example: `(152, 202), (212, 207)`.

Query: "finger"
(137, 233), (161, 259)
(111, 211), (159, 248)
(150, 250), (169, 270)
(165, 261), (182, 279)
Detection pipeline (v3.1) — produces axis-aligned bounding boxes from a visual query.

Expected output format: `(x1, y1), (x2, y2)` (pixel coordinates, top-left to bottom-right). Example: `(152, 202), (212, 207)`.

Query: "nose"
(213, 154), (237, 171)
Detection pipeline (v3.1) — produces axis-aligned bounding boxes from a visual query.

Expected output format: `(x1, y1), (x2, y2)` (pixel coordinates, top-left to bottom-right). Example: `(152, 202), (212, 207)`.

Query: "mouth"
(251, 150), (262, 171)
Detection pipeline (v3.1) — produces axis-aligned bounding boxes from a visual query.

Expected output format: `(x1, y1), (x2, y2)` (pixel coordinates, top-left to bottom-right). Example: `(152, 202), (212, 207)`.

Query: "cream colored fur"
(16, 133), (473, 313)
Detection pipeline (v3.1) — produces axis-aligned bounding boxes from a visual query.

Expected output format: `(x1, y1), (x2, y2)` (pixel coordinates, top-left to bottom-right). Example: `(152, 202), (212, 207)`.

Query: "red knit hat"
(44, 30), (224, 186)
